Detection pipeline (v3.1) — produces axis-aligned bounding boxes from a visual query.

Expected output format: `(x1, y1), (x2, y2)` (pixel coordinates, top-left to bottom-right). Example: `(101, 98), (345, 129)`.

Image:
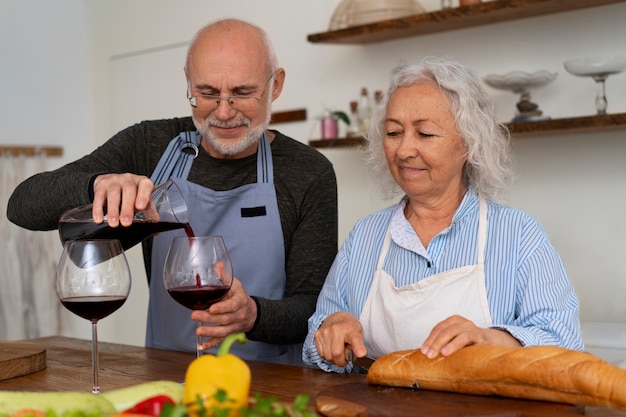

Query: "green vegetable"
(241, 392), (316, 417)
(101, 380), (183, 412)
(45, 411), (104, 417)
(158, 403), (188, 417)
(172, 390), (316, 417)
(0, 391), (115, 415)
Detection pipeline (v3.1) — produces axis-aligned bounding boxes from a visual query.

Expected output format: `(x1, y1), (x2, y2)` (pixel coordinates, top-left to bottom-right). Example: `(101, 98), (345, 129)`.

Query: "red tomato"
(121, 394), (176, 417)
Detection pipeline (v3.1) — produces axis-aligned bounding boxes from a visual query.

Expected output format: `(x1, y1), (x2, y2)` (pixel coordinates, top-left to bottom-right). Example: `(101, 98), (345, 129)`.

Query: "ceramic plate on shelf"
(484, 70), (557, 93)
(563, 56), (626, 77)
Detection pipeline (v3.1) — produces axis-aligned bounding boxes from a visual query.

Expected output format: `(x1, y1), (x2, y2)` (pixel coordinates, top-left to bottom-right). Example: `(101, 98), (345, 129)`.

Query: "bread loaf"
(366, 345), (626, 409)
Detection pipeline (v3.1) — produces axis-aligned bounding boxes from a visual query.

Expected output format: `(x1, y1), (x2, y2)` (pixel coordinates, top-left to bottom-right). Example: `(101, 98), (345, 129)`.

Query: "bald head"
(186, 19), (278, 76)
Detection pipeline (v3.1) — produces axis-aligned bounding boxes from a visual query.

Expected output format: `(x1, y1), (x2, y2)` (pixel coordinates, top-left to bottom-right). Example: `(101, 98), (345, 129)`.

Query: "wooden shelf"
(309, 137), (367, 149)
(307, 0), (625, 44)
(508, 112), (626, 137)
(270, 108), (307, 125)
(0, 146), (63, 157)
(309, 113), (626, 148)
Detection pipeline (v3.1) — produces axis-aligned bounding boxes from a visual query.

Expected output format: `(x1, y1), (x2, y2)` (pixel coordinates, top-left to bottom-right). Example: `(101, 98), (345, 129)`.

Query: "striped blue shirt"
(303, 188), (583, 372)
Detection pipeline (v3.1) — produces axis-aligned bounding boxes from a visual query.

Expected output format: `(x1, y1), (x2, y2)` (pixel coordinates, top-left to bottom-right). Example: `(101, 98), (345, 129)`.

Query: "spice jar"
(320, 116), (338, 139)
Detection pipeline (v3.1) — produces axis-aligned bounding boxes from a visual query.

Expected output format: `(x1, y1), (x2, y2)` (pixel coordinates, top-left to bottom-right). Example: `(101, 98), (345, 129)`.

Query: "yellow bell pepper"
(183, 332), (250, 417)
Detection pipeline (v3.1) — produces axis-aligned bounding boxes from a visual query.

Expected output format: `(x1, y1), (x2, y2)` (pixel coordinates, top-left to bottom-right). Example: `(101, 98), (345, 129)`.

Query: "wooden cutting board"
(0, 341), (46, 381)
(315, 381), (585, 417)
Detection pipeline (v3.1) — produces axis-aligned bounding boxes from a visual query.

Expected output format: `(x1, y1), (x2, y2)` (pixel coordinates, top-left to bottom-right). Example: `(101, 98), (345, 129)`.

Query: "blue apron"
(146, 131), (302, 365)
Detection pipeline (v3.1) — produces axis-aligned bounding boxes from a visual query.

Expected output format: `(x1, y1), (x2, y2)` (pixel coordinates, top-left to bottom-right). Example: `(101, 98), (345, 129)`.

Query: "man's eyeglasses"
(187, 73), (274, 112)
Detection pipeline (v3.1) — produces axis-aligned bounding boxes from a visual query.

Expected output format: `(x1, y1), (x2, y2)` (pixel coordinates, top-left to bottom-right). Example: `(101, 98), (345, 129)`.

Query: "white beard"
(192, 95), (273, 156)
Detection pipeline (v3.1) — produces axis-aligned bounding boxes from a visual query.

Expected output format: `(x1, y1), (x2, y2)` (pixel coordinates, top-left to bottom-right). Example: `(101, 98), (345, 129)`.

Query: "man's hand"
(314, 311), (366, 367)
(420, 315), (522, 359)
(191, 278), (257, 351)
(92, 174), (154, 227)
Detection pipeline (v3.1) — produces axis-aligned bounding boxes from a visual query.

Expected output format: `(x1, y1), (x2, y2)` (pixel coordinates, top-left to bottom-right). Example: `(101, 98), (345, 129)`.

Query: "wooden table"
(0, 336), (624, 417)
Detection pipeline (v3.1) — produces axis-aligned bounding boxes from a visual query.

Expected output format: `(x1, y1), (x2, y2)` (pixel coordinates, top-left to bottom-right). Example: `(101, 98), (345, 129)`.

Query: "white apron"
(361, 198), (492, 359)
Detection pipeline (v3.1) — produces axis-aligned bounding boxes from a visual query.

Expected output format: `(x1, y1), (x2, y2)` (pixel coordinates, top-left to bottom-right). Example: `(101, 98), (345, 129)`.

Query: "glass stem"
(91, 321), (100, 394)
(593, 75), (608, 115)
(196, 321), (203, 358)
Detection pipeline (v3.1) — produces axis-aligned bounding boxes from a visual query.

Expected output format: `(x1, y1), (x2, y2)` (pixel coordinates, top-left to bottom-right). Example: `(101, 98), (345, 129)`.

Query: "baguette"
(366, 345), (626, 410)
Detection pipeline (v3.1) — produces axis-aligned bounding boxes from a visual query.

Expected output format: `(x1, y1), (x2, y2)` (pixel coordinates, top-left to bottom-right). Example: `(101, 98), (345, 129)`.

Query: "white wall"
(3, 0), (626, 345)
(0, 0), (92, 338)
(0, 0), (92, 164)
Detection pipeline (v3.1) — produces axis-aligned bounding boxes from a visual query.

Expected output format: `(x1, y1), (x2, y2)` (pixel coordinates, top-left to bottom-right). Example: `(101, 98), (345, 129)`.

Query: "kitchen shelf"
(310, 137), (367, 149)
(507, 112), (626, 137)
(0, 146), (63, 157)
(270, 108), (307, 125)
(308, 112), (626, 148)
(307, 0), (625, 44)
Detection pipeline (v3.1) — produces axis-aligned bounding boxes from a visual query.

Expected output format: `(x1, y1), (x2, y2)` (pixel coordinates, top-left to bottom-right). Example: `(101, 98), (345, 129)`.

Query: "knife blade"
(344, 346), (374, 374)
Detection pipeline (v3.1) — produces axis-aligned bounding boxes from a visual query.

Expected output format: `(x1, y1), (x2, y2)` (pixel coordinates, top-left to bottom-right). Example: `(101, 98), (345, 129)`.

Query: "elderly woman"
(302, 57), (583, 373)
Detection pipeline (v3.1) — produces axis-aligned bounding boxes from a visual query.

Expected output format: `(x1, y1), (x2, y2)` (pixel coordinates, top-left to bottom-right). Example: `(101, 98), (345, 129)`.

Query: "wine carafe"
(58, 179), (190, 251)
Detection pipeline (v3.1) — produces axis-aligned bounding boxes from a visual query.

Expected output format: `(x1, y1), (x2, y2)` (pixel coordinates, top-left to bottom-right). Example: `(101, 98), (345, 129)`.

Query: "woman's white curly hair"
(365, 56), (514, 203)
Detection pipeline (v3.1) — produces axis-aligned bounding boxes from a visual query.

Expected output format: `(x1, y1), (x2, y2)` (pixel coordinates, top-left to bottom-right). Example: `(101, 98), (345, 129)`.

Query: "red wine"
(60, 295), (127, 322)
(184, 223), (195, 239)
(59, 219), (190, 251)
(180, 225), (205, 287)
(167, 285), (229, 310)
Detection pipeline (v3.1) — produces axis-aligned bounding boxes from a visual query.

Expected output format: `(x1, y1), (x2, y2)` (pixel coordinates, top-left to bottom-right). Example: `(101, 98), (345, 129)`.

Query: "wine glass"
(564, 56), (626, 115)
(163, 236), (233, 358)
(56, 239), (131, 394)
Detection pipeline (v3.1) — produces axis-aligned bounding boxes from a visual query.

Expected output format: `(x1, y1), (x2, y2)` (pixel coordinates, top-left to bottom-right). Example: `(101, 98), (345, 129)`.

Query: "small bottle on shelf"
(374, 90), (384, 107)
(347, 100), (360, 138)
(358, 87), (372, 135)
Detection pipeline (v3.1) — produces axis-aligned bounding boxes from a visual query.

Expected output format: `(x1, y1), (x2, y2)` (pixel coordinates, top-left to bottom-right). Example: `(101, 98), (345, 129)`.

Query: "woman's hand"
(420, 315), (522, 359)
(314, 311), (367, 367)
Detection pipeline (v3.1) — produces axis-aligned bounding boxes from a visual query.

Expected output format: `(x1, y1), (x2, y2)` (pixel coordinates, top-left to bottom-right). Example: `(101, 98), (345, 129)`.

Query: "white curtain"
(0, 152), (71, 340)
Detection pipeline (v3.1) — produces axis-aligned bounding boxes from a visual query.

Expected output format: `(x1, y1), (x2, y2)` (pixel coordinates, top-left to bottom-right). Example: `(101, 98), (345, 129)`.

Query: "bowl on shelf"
(563, 56), (626, 115)
(484, 70), (557, 122)
(563, 56), (626, 77)
(484, 70), (557, 94)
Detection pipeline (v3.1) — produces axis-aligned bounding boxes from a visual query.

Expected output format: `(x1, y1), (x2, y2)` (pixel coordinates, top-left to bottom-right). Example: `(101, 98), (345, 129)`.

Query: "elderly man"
(8, 19), (338, 365)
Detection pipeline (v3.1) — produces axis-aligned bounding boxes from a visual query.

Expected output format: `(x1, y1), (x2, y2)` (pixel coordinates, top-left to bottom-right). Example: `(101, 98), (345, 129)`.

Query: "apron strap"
(257, 132), (272, 184)
(376, 229), (393, 270)
(477, 197), (487, 265)
(150, 131), (201, 185)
